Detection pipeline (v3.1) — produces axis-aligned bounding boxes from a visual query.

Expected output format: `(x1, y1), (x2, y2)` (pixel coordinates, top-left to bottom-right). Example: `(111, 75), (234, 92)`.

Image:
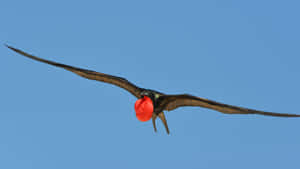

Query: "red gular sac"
(134, 96), (154, 122)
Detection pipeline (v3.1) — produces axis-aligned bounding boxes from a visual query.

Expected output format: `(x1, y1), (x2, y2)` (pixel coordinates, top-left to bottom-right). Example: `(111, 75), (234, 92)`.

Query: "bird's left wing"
(159, 94), (300, 117)
(6, 45), (143, 98)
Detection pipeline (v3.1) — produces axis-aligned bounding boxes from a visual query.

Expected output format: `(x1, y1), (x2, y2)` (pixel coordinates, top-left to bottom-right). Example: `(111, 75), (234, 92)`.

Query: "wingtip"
(4, 44), (14, 50)
(4, 43), (10, 48)
(5, 44), (23, 54)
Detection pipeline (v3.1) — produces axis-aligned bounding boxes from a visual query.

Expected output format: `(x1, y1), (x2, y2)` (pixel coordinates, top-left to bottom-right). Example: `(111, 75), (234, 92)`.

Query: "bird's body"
(6, 45), (300, 134)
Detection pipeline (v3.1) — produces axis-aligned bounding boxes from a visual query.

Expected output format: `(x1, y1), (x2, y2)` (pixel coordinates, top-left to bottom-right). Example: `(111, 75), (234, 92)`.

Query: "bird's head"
(140, 89), (161, 101)
(140, 90), (152, 98)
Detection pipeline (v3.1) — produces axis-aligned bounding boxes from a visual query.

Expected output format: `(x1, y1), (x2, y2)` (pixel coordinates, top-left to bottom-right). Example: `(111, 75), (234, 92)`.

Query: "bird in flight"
(6, 45), (300, 134)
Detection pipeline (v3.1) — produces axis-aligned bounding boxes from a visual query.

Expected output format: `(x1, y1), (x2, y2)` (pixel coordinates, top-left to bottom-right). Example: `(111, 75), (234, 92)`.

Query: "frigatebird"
(6, 45), (300, 134)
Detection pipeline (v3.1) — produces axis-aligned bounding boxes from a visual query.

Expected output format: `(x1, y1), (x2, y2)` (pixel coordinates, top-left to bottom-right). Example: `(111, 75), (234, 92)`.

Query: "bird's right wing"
(6, 45), (143, 98)
(160, 94), (300, 117)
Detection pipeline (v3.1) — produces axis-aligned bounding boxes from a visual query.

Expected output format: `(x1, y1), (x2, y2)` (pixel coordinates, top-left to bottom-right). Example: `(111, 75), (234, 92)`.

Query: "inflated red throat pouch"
(134, 96), (154, 122)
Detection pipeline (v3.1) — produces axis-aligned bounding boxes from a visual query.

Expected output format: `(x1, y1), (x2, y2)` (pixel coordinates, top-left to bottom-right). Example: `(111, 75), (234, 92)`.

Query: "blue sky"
(1, 0), (300, 168)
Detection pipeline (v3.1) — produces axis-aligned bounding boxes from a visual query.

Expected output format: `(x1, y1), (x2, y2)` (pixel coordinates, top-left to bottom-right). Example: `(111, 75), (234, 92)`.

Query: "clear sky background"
(1, 0), (300, 169)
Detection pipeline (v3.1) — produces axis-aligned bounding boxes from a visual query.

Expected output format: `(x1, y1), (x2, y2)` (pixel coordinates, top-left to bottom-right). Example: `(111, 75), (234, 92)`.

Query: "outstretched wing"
(160, 94), (300, 117)
(6, 45), (143, 98)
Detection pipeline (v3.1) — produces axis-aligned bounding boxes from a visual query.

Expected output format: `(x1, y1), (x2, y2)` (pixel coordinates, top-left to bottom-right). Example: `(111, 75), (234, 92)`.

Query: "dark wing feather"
(6, 45), (143, 98)
(160, 94), (300, 117)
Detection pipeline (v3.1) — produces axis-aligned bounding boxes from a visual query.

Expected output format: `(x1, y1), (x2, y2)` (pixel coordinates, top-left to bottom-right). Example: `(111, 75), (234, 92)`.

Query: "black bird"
(6, 45), (300, 134)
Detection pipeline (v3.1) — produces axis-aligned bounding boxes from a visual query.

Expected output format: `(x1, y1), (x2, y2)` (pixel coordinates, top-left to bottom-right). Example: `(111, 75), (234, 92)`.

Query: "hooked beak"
(152, 112), (170, 134)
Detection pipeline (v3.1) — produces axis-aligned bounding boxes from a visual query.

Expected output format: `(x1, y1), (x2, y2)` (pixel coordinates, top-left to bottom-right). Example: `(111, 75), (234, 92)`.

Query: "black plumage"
(6, 45), (300, 134)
